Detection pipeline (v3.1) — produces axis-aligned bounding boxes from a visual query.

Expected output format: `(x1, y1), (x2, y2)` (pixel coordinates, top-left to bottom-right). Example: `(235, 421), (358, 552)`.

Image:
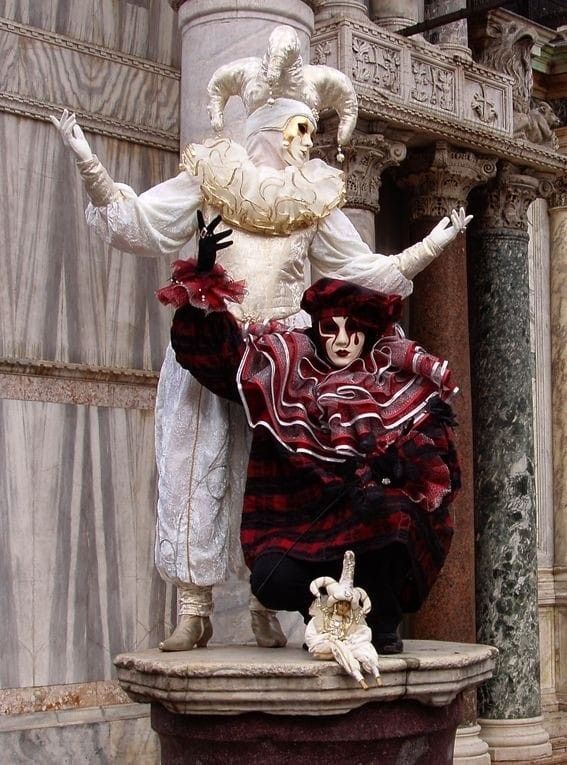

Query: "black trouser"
(249, 544), (410, 638)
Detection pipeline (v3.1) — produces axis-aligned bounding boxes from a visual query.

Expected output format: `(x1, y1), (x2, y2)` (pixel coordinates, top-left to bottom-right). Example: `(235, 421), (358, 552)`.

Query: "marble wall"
(0, 398), (171, 689)
(0, 0), (180, 705)
(0, 704), (159, 765)
(0, 0), (179, 66)
(0, 116), (175, 370)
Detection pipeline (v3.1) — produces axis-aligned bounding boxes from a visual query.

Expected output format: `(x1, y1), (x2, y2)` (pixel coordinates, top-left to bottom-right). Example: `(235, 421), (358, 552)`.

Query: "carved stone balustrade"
(311, 16), (567, 173)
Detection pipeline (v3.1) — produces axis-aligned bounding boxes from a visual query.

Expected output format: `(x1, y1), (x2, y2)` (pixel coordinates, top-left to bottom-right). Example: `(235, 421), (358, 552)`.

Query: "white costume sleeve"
(85, 171), (202, 258)
(310, 208), (437, 298)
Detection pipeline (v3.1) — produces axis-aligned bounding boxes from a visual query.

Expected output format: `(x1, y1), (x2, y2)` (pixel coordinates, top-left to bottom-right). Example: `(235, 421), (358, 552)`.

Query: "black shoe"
(373, 633), (403, 654)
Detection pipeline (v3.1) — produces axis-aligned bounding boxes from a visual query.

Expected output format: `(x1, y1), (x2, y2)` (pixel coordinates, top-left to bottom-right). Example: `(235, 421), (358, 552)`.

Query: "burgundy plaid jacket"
(171, 305), (460, 611)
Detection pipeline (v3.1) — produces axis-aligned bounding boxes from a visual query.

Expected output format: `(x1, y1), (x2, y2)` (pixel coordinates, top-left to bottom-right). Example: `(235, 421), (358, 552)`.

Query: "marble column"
(312, 0), (369, 23)
(171, 0), (315, 144)
(527, 199), (554, 572)
(369, 0), (422, 32)
(468, 163), (552, 761)
(396, 144), (496, 765)
(396, 142), (496, 646)
(424, 0), (471, 59)
(313, 131), (407, 249)
(548, 178), (567, 713)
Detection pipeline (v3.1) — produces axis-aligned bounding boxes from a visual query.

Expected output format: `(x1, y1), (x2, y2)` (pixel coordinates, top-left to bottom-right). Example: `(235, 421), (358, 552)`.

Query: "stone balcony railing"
(312, 15), (566, 172)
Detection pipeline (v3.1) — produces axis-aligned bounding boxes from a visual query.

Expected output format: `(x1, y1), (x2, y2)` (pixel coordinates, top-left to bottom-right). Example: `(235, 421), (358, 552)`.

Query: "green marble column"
(468, 165), (543, 721)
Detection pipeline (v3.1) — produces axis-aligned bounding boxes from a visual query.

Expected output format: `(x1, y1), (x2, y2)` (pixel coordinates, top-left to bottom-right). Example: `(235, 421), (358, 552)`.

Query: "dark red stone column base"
(151, 695), (462, 764)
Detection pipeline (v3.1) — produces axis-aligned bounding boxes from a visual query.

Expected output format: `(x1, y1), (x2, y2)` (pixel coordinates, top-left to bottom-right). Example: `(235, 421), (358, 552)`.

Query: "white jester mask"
(281, 115), (315, 167)
(318, 316), (365, 368)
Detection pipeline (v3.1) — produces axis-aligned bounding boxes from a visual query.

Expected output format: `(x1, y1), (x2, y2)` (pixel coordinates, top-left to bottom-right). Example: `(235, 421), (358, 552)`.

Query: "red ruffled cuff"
(156, 259), (246, 313)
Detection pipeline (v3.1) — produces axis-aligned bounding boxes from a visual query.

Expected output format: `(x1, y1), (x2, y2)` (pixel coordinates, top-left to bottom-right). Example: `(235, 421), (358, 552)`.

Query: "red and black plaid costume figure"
(170, 274), (460, 648)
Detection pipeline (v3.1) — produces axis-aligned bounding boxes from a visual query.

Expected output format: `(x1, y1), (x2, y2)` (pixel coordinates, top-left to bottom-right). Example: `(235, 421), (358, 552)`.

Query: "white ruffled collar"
(181, 138), (345, 236)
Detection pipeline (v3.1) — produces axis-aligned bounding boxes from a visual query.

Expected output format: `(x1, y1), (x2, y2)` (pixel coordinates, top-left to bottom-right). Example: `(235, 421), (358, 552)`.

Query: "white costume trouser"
(154, 345), (250, 587)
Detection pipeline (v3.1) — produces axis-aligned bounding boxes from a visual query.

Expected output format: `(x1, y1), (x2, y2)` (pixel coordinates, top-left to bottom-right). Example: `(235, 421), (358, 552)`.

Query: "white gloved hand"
(49, 109), (93, 162)
(426, 207), (473, 253)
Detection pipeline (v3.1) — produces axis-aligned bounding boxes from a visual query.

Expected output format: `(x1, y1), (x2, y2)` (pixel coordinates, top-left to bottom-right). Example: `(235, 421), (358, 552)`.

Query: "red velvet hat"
(301, 278), (403, 338)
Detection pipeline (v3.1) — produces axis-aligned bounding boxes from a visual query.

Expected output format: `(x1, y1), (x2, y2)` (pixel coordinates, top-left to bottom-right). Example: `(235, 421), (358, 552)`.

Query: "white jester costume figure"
(51, 25), (472, 652)
(305, 551), (381, 690)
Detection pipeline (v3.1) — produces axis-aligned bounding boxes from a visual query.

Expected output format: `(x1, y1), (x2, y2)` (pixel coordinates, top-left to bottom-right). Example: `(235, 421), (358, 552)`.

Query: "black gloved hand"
(426, 396), (458, 427)
(196, 210), (233, 272)
(371, 444), (405, 487)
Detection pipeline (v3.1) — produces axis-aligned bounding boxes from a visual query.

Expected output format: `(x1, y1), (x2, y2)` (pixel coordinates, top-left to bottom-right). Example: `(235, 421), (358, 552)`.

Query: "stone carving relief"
(522, 99), (560, 149)
(474, 14), (559, 148)
(312, 16), (564, 170)
(472, 163), (543, 230)
(351, 36), (400, 94)
(410, 61), (454, 111)
(312, 131), (407, 212)
(312, 40), (332, 66)
(396, 142), (497, 220)
(352, 37), (374, 81)
(476, 17), (533, 113)
(472, 84), (498, 125)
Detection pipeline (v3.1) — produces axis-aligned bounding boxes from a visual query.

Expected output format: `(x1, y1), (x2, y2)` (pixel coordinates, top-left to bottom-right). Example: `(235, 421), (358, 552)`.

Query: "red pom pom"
(156, 259), (246, 312)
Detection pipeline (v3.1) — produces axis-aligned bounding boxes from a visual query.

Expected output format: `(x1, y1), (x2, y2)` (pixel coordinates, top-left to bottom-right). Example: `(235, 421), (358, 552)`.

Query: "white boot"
(159, 584), (213, 652)
(249, 594), (287, 648)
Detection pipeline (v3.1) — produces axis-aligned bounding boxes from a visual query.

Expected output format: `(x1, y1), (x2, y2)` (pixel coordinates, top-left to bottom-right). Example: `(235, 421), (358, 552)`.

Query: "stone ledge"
(0, 703), (148, 733)
(114, 640), (497, 716)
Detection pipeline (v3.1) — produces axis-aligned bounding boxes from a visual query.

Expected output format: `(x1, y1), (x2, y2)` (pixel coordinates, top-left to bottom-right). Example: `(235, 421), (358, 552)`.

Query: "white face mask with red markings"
(318, 316), (365, 368)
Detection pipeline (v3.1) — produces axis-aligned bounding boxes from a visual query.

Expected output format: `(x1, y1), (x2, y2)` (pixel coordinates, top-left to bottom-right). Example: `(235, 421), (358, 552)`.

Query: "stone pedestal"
(115, 641), (496, 764)
(453, 724), (491, 764)
(313, 0), (368, 23)
(152, 698), (461, 764)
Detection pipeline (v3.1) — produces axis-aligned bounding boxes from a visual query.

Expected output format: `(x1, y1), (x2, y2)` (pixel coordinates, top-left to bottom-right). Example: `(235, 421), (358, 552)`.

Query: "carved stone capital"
(472, 162), (541, 231)
(312, 132), (407, 212)
(395, 142), (497, 221)
(548, 175), (567, 210)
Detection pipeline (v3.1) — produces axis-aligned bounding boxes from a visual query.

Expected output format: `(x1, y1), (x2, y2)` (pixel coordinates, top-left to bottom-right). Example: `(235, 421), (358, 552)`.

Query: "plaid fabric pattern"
(241, 419), (458, 611)
(171, 304), (244, 403)
(171, 303), (459, 611)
